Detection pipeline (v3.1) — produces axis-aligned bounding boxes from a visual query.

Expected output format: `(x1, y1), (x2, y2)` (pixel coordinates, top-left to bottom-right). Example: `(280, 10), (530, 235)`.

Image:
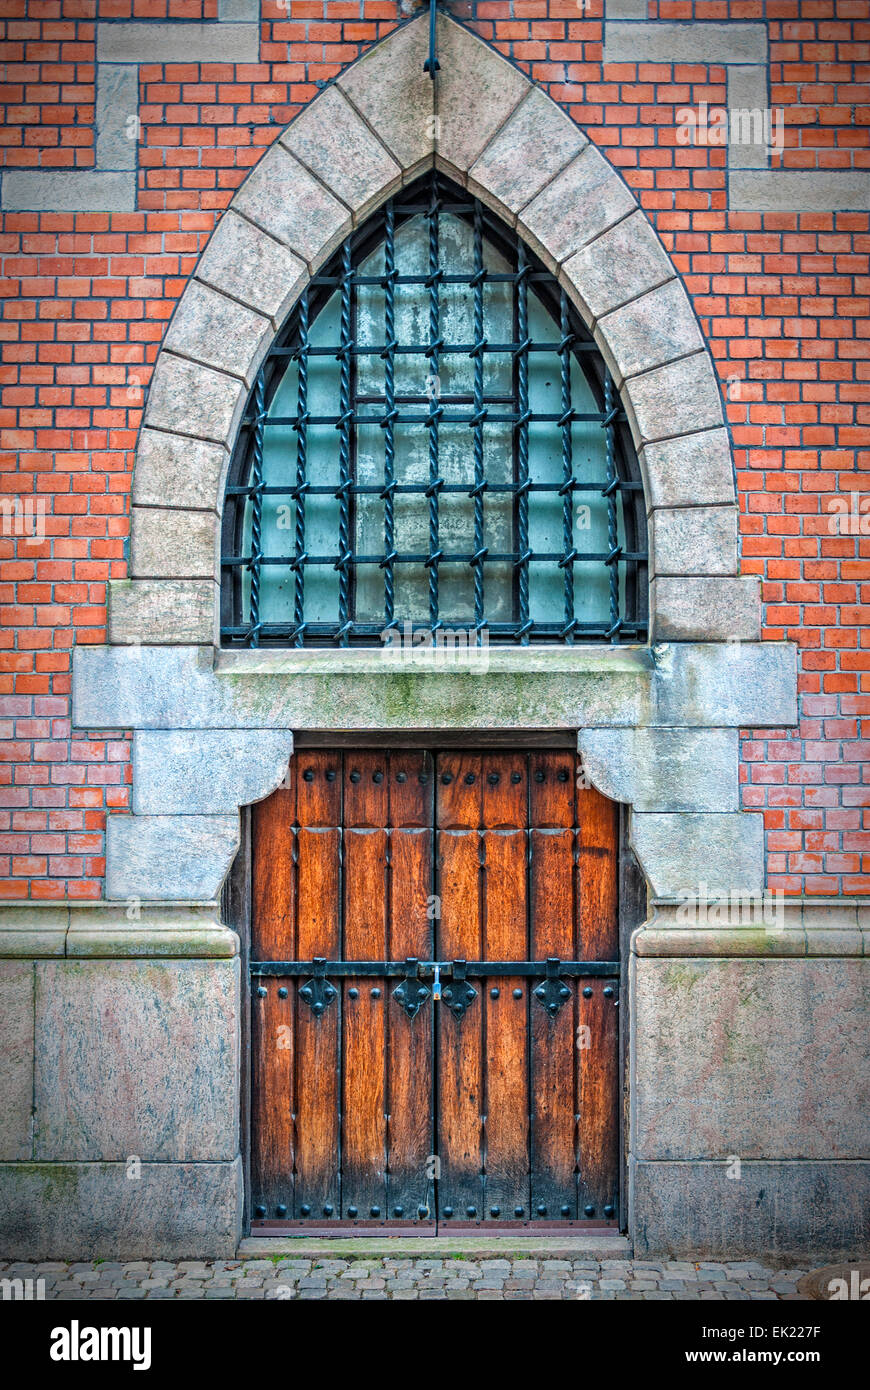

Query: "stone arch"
(116, 11), (758, 651)
(73, 13), (797, 910)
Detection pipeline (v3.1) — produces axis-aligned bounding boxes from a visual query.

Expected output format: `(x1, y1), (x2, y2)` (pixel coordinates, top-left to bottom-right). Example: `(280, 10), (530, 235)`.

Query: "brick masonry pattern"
(0, 0), (868, 897)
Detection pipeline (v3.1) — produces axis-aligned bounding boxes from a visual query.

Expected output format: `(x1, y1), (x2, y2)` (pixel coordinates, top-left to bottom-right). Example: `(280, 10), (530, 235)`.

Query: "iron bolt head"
(584, 1204), (595, 1217)
(396, 772), (407, 783)
(300, 1204), (311, 1216)
(393, 1207), (404, 1217)
(604, 1204), (615, 1218)
(348, 1206), (358, 1218)
(370, 1207), (380, 1217)
(349, 987), (359, 999)
(511, 771), (521, 783)
(603, 986), (614, 998)
(278, 987), (288, 999)
(254, 1205), (266, 1219)
(373, 771), (383, 783)
(323, 1205), (334, 1216)
(490, 1206), (500, 1217)
(371, 988), (381, 999)
(514, 1206), (524, 1217)
(443, 1207), (453, 1218)
(257, 986), (267, 997)
(350, 770), (361, 783)
(325, 769), (336, 781)
(513, 988), (523, 999)
(441, 772), (452, 784)
(583, 986), (593, 998)
(464, 772), (475, 784)
(276, 1204), (287, 1217)
(490, 987), (499, 998)
(560, 1205), (571, 1217)
(466, 1206), (476, 1217)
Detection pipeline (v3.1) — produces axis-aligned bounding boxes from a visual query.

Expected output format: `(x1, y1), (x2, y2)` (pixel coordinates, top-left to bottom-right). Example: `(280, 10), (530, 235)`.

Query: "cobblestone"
(0, 1257), (812, 1301)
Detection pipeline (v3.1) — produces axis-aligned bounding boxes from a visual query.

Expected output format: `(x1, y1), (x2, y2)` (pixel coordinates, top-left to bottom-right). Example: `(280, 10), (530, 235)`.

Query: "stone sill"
(636, 897), (869, 958)
(0, 901), (237, 959)
(213, 643), (653, 678)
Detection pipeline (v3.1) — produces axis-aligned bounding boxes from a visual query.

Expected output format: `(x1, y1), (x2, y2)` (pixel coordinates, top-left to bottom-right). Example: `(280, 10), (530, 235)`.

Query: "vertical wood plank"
(578, 977), (620, 1218)
(342, 752), (389, 1220)
(480, 752), (529, 1221)
(529, 750), (577, 1219)
(577, 784), (619, 961)
(386, 750), (435, 1224)
(436, 752), (484, 1223)
(293, 751), (342, 1219)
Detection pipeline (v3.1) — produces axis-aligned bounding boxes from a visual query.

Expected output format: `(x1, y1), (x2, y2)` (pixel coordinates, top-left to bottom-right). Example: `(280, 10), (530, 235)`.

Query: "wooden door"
(249, 749), (620, 1231)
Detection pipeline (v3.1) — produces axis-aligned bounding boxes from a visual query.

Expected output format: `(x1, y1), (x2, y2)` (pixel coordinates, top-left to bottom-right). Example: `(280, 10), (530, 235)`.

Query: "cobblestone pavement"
(0, 1258), (812, 1300)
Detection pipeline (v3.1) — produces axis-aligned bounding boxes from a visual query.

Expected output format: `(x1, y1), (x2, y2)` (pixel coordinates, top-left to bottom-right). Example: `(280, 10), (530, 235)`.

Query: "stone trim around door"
(64, 13), (798, 912)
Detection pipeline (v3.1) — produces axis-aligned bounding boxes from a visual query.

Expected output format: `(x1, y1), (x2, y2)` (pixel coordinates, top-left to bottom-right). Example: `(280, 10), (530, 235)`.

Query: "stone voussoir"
(648, 505), (739, 578)
(131, 430), (228, 513)
(594, 278), (705, 387)
(560, 209), (675, 326)
(130, 507), (218, 582)
(467, 86), (585, 220)
(233, 142), (349, 270)
(518, 144), (638, 272)
(434, 14), (530, 178)
(194, 211), (308, 329)
(144, 352), (246, 449)
(280, 83), (402, 224)
(162, 280), (272, 389)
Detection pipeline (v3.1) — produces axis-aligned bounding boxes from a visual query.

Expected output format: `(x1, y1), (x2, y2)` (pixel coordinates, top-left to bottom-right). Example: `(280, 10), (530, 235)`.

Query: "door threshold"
(239, 1234), (631, 1259)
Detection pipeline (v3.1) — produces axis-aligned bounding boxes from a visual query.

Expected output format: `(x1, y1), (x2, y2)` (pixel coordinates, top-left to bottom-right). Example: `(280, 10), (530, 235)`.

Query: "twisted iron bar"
(603, 369), (622, 642)
(336, 238), (353, 644)
(380, 199), (398, 631)
(292, 288), (310, 646)
(247, 369), (266, 647)
(425, 186), (444, 633)
(559, 290), (576, 644)
(515, 241), (531, 643)
(470, 199), (487, 643)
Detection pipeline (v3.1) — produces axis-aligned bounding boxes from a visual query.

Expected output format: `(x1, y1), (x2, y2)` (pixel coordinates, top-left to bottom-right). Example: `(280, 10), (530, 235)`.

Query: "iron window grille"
(221, 170), (648, 648)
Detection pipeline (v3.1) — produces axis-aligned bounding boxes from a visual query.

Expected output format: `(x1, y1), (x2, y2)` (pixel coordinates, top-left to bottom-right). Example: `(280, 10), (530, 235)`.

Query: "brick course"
(1, 0), (868, 897)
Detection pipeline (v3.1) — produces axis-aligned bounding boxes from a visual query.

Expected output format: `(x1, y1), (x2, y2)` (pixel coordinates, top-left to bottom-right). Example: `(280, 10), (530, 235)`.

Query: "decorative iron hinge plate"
(441, 959), (477, 1021)
(299, 957), (338, 1017)
(392, 958), (431, 1021)
(533, 957), (572, 1017)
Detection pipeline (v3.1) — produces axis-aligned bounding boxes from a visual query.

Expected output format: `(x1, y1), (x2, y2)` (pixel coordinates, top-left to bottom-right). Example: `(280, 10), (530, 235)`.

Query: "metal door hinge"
(299, 957), (338, 1017)
(533, 957), (572, 1018)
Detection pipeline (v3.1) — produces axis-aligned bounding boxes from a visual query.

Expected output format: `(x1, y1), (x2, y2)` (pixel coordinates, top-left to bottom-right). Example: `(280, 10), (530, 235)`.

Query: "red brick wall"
(1, 1), (867, 899)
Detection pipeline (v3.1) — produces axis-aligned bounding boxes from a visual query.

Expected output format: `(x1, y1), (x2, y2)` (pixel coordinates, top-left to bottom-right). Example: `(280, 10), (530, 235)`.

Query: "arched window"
(221, 171), (647, 647)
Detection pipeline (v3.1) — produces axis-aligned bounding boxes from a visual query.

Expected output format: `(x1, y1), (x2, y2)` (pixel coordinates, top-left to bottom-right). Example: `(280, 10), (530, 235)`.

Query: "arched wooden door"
(249, 748), (620, 1232)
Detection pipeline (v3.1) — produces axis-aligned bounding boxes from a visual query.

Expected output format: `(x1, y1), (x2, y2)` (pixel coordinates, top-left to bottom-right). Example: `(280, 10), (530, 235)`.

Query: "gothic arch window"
(220, 170), (648, 648)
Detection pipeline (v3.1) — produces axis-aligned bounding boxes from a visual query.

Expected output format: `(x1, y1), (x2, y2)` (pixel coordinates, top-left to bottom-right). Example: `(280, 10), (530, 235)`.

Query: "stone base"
(630, 1160), (870, 1263)
(0, 1158), (243, 1260)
